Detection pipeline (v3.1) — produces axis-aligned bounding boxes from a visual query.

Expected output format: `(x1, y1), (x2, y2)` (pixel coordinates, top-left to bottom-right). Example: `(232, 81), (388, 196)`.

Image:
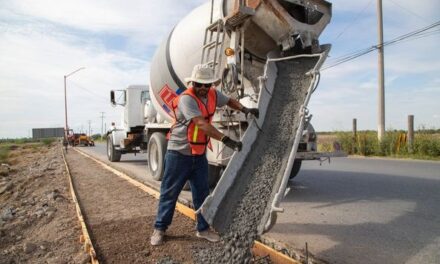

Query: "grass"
(317, 130), (440, 161)
(0, 138), (58, 163)
(0, 145), (9, 163)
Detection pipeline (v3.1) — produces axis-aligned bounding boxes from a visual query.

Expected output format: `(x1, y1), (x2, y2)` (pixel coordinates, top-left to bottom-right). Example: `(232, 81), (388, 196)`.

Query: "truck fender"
(109, 129), (125, 149)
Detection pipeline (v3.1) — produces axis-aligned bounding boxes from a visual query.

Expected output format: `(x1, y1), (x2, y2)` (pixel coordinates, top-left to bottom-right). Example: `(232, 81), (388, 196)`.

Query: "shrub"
(414, 133), (440, 157)
(42, 138), (56, 146)
(356, 132), (378, 156)
(336, 132), (354, 154)
(0, 146), (9, 163)
(378, 130), (408, 156)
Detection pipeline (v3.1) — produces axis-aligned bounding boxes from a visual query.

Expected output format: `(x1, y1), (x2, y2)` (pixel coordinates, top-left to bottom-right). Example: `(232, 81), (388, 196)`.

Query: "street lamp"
(64, 67), (85, 147)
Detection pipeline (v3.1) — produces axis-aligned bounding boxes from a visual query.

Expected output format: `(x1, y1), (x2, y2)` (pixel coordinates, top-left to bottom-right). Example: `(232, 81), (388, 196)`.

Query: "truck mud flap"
(198, 46), (330, 235)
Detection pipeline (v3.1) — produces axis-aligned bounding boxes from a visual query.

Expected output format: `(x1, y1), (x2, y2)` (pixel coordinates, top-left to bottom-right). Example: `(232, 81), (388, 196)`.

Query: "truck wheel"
(148, 132), (167, 181)
(107, 135), (121, 162)
(289, 160), (302, 179)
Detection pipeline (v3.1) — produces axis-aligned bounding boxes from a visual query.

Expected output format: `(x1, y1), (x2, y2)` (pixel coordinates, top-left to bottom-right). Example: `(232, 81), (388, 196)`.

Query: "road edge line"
(61, 148), (99, 264)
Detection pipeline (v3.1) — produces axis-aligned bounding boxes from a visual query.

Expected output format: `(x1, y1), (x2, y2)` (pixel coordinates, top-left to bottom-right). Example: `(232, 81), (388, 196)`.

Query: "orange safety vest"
(170, 87), (217, 155)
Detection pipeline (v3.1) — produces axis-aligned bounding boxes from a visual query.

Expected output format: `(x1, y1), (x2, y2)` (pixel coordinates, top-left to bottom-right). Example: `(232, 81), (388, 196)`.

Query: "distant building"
(32, 127), (64, 139)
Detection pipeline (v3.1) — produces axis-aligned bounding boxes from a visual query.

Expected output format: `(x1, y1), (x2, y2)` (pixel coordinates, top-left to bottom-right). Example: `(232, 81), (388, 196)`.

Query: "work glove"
(221, 136), (242, 151)
(241, 107), (259, 119)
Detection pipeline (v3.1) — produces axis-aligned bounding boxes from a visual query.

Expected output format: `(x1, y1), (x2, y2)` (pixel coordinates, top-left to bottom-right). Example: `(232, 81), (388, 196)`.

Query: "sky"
(0, 0), (439, 138)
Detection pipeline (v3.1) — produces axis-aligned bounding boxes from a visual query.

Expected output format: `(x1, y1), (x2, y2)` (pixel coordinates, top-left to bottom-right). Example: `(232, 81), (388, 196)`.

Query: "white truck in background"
(107, 0), (338, 188)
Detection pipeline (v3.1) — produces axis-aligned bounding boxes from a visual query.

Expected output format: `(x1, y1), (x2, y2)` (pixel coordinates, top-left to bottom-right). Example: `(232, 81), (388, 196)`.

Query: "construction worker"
(150, 64), (259, 246)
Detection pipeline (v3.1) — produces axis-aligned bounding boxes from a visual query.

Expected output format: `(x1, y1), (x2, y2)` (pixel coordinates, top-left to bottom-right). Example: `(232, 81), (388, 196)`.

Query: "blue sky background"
(0, 0), (439, 138)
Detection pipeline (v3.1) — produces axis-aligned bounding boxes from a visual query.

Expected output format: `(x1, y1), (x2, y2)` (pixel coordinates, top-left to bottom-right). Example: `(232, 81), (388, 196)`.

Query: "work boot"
(150, 229), (165, 246)
(196, 229), (220, 242)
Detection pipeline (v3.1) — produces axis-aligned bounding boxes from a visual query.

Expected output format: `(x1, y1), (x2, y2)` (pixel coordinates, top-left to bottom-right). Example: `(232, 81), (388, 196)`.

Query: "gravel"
(0, 144), (85, 263)
(1, 207), (15, 221)
(23, 242), (37, 254)
(194, 57), (319, 263)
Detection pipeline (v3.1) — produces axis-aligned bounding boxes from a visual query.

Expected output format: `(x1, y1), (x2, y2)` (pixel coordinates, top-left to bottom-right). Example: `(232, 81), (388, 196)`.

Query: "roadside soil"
(0, 143), (215, 264)
(0, 143), (88, 264)
(66, 148), (214, 263)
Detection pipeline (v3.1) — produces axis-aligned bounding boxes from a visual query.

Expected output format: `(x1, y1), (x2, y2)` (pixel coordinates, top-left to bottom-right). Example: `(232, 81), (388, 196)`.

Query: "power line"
(69, 80), (109, 103)
(379, 21), (440, 48)
(386, 0), (431, 24)
(322, 20), (440, 71)
(384, 29), (440, 47)
(333, 0), (374, 41)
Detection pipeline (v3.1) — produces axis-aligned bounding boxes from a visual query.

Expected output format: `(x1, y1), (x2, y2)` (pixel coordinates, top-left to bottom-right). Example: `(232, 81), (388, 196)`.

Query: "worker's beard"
(194, 87), (209, 98)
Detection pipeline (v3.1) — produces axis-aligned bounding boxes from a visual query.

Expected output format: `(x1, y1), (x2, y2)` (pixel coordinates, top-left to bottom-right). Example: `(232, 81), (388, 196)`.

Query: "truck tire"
(148, 132), (167, 181)
(289, 159), (302, 179)
(107, 135), (121, 162)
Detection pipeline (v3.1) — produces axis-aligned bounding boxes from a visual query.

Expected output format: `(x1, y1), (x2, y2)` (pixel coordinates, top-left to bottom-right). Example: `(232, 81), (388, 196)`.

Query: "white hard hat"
(184, 64), (220, 85)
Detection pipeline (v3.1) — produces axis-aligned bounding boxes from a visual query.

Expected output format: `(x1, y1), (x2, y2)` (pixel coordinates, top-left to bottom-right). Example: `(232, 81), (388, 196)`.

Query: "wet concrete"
(194, 57), (319, 263)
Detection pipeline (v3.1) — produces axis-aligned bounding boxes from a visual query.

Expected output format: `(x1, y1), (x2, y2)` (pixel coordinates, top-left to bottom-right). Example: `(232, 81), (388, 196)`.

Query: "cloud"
(0, 0), (438, 138)
(2, 0), (206, 51)
(311, 0), (440, 131)
(0, 28), (147, 137)
(0, 0), (208, 138)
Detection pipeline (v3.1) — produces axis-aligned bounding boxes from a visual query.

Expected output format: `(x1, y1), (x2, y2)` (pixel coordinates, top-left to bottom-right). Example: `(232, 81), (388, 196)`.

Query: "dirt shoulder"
(66, 148), (213, 263)
(0, 143), (88, 264)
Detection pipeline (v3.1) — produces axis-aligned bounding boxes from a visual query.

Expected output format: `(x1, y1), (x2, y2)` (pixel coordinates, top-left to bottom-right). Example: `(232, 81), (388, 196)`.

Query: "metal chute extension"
(198, 46), (330, 235)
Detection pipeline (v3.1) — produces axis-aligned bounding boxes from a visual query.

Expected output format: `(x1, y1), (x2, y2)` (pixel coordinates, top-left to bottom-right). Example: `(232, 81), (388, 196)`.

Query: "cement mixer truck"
(108, 0), (340, 234)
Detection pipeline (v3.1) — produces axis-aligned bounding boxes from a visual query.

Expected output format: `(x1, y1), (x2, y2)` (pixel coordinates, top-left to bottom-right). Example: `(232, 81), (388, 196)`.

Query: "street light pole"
(64, 75), (68, 145)
(64, 67), (85, 148)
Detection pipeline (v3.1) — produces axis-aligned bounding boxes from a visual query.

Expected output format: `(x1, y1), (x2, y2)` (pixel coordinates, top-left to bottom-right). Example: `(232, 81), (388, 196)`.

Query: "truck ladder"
(201, 18), (225, 79)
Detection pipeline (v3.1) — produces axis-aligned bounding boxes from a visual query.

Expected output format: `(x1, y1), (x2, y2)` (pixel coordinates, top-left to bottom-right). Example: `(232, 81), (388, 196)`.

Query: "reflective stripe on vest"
(171, 87), (217, 155)
(193, 125), (199, 142)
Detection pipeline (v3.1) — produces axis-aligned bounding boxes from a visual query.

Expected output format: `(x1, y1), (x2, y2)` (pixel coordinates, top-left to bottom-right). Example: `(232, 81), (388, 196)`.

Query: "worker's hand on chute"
(241, 107), (259, 119)
(221, 136), (242, 151)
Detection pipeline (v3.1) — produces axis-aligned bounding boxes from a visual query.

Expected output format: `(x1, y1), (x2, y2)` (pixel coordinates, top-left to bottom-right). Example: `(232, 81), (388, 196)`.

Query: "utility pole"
(88, 120), (91, 136)
(408, 115), (414, 153)
(100, 112), (105, 139)
(377, 0), (385, 141)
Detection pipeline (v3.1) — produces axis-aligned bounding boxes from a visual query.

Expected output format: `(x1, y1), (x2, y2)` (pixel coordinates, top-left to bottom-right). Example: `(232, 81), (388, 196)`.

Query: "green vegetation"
(318, 130), (440, 160)
(0, 138), (36, 144)
(0, 145), (9, 163)
(0, 137), (57, 145)
(41, 138), (56, 146)
(0, 138), (58, 163)
(91, 134), (105, 142)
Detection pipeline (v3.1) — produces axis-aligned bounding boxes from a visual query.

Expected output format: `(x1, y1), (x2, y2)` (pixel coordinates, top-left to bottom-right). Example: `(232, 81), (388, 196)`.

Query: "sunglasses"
(194, 82), (212, 88)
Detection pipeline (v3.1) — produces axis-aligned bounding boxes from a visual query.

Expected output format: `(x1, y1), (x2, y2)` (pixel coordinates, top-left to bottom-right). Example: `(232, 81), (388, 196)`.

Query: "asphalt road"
(78, 143), (440, 264)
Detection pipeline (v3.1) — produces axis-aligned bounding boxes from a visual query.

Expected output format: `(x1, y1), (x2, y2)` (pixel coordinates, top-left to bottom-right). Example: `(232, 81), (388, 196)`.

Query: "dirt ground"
(65, 148), (215, 263)
(0, 143), (88, 264)
(0, 143), (218, 264)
